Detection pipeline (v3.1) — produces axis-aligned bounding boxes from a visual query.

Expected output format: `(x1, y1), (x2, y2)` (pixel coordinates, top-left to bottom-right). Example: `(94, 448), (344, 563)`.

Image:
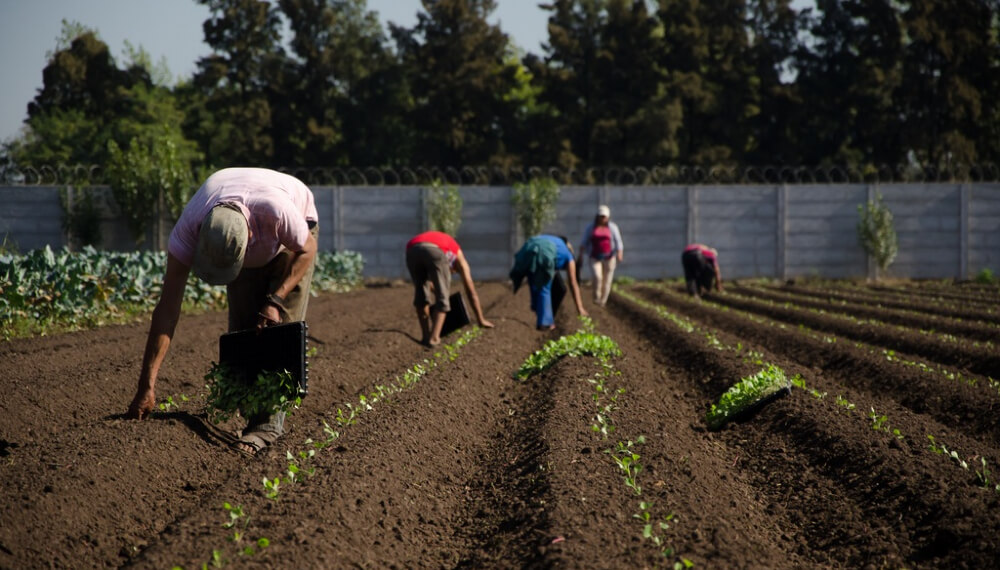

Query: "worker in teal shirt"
(509, 235), (588, 329)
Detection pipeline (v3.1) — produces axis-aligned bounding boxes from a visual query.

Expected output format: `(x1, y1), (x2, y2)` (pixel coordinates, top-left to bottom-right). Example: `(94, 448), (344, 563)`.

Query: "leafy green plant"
(835, 395), (856, 413)
(157, 394), (189, 413)
(312, 250), (364, 293)
(106, 135), (195, 245)
(974, 268), (995, 284)
(511, 177), (560, 239)
(204, 362), (303, 425)
(515, 330), (621, 380)
(868, 407), (904, 440)
(222, 502), (247, 530)
(262, 475), (282, 500)
(609, 438), (645, 495)
(0, 246), (363, 339)
(857, 194), (898, 280)
(705, 365), (794, 430)
(426, 179), (463, 236)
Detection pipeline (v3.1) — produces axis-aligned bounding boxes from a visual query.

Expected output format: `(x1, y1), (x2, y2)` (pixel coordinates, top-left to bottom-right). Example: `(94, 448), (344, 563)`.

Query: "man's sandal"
(232, 430), (279, 457)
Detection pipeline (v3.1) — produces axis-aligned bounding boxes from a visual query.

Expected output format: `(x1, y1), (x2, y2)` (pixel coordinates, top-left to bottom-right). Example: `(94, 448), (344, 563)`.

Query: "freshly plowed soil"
(2, 279), (999, 569)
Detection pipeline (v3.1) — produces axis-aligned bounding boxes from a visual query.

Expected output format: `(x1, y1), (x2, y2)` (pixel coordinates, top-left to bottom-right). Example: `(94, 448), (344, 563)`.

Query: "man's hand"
(127, 388), (156, 420)
(257, 303), (281, 330)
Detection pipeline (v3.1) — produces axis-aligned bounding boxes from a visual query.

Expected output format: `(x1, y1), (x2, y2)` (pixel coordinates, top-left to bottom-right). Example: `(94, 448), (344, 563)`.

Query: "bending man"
(127, 167), (319, 457)
(681, 243), (723, 298)
(405, 230), (494, 346)
(510, 234), (588, 330)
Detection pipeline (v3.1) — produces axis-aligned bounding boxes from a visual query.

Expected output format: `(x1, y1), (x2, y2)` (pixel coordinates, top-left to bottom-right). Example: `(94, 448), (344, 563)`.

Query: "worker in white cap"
(126, 167), (319, 458)
(577, 204), (624, 306)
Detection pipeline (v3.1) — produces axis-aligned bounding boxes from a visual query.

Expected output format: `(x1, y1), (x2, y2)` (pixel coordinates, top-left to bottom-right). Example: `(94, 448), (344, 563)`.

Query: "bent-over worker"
(127, 167), (319, 457)
(405, 230), (494, 346)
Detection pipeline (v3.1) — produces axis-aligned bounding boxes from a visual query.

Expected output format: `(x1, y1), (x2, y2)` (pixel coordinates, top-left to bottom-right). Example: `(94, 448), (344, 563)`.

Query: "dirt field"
(1, 279), (999, 569)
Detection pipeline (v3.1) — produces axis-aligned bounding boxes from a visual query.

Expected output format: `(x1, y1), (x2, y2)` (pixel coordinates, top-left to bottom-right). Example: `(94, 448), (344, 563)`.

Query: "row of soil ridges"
(614, 282), (1000, 568)
(735, 283), (1000, 344)
(687, 282), (1000, 380)
(2, 279), (999, 568)
(773, 281), (999, 322)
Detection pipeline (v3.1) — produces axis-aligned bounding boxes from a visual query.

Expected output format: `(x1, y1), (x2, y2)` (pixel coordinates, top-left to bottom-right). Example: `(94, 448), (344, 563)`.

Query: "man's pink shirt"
(169, 168), (318, 268)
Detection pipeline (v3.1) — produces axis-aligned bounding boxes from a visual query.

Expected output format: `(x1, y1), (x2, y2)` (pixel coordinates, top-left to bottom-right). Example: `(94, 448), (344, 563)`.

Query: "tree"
(744, 0), (805, 165)
(532, 0), (606, 168)
(658, 0), (759, 165)
(279, 0), (412, 167)
(5, 21), (198, 185)
(794, 0), (905, 168)
(188, 0), (286, 167)
(392, 0), (519, 166)
(897, 0), (1000, 171)
(857, 194), (898, 280)
(8, 23), (149, 174)
(591, 0), (682, 165)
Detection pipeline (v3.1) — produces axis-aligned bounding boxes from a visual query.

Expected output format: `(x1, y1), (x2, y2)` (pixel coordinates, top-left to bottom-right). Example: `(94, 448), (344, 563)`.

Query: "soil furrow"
(701, 287), (1000, 379)
(733, 284), (1000, 344)
(610, 289), (1000, 569)
(630, 284), (1000, 449)
(775, 283), (999, 322)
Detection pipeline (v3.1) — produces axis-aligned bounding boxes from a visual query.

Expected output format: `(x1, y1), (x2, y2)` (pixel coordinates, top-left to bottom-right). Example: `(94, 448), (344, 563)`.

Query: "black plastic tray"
(219, 321), (309, 395)
(441, 292), (471, 337)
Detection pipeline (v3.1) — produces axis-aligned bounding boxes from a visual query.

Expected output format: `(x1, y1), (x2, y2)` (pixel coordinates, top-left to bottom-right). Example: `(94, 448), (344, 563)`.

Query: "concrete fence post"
(686, 185), (697, 244)
(960, 182), (970, 279)
(331, 187), (343, 251)
(777, 184), (787, 280)
(866, 184), (877, 281)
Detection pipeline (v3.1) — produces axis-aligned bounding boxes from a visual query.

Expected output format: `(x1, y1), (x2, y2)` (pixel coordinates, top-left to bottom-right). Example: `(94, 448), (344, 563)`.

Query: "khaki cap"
(192, 204), (248, 285)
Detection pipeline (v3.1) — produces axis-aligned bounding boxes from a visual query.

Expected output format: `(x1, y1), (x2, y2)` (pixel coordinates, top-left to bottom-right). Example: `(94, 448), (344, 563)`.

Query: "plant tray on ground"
(705, 365), (793, 431)
(441, 292), (471, 337)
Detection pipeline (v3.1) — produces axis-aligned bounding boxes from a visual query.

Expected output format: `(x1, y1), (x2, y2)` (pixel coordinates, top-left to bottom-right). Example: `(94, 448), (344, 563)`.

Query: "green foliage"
(705, 365), (793, 430)
(511, 177), (560, 239)
(610, 438), (644, 495)
(189, 0), (285, 166)
(105, 135), (196, 245)
(0, 245), (223, 338)
(312, 251), (365, 293)
(857, 194), (898, 278)
(0, 246), (364, 339)
(427, 179), (463, 236)
(204, 362), (303, 425)
(974, 268), (995, 284)
(394, 0), (518, 166)
(515, 327), (621, 380)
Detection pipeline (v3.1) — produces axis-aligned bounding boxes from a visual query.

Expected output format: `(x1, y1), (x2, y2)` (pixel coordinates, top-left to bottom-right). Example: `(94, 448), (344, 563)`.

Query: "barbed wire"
(3, 163), (998, 186)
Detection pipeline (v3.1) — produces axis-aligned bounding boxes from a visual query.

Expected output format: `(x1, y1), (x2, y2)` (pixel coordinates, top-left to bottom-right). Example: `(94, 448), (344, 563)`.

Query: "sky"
(0, 0), (550, 144)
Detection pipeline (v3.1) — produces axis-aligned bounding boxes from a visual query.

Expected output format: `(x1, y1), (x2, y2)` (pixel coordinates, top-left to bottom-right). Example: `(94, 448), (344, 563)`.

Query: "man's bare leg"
(428, 309), (447, 346)
(416, 305), (432, 345)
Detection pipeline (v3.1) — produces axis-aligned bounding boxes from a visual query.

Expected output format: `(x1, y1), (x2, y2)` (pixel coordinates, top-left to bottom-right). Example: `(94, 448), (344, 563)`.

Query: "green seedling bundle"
(705, 364), (794, 431)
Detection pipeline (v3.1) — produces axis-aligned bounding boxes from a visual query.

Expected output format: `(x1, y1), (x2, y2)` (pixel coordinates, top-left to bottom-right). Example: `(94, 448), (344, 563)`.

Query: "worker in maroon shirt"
(681, 243), (723, 298)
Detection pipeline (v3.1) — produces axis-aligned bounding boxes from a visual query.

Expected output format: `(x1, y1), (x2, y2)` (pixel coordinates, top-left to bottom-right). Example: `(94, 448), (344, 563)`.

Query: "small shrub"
(974, 268), (995, 284)
(856, 194), (898, 280)
(512, 177), (560, 239)
(427, 179), (463, 236)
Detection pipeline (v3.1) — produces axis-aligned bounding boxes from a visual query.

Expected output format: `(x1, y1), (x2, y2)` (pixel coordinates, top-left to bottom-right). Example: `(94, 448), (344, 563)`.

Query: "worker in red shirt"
(405, 231), (494, 346)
